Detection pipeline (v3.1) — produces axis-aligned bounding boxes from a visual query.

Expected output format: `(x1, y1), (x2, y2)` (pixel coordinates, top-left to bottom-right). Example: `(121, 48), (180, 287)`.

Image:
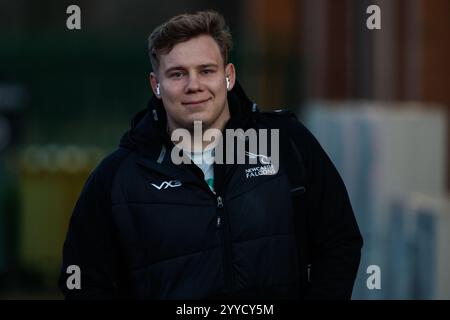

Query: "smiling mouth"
(182, 98), (211, 106)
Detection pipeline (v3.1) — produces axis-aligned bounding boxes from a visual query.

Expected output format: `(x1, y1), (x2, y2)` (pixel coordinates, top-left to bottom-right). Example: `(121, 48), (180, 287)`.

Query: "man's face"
(150, 35), (235, 132)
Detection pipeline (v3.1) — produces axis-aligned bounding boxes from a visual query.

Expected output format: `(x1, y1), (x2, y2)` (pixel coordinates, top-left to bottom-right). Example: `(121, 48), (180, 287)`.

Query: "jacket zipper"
(215, 195), (234, 291)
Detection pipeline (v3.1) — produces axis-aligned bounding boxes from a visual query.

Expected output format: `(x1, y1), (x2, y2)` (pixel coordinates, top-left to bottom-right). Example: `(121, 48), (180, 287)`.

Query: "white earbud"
(226, 77), (230, 91)
(156, 83), (161, 96)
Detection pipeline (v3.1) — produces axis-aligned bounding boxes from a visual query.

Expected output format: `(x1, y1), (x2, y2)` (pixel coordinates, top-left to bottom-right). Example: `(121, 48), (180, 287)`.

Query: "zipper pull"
(216, 216), (222, 228)
(216, 196), (224, 208)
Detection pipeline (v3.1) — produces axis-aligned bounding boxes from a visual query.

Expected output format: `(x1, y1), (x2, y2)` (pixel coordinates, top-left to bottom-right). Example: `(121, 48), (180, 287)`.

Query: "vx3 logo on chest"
(151, 180), (182, 190)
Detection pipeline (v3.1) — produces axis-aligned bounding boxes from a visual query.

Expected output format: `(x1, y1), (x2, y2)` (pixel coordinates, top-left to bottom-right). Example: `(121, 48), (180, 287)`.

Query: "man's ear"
(225, 63), (236, 91)
(149, 72), (161, 99)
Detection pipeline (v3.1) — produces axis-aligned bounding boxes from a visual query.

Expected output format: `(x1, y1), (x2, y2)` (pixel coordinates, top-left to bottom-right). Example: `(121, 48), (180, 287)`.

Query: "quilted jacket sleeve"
(287, 116), (363, 299)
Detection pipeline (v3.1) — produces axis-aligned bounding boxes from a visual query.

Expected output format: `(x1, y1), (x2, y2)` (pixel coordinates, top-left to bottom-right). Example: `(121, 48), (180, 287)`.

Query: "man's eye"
(201, 69), (214, 75)
(170, 72), (184, 78)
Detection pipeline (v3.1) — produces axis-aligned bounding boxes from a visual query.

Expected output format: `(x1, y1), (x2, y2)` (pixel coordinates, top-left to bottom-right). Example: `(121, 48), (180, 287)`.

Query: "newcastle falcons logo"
(244, 151), (271, 165)
(151, 180), (182, 190)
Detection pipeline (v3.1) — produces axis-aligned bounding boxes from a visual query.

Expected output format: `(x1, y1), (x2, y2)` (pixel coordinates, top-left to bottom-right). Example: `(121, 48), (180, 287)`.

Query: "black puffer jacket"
(58, 83), (363, 299)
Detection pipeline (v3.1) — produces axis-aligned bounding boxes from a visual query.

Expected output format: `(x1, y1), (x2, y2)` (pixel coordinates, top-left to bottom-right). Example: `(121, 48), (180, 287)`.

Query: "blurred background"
(0, 0), (449, 299)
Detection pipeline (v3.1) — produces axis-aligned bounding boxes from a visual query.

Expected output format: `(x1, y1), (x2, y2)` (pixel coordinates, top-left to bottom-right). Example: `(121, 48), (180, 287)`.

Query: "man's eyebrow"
(164, 66), (185, 75)
(198, 63), (219, 69)
(164, 63), (219, 75)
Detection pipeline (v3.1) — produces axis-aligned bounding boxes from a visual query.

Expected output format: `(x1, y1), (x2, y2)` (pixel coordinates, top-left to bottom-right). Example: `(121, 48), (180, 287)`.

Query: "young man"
(59, 11), (363, 299)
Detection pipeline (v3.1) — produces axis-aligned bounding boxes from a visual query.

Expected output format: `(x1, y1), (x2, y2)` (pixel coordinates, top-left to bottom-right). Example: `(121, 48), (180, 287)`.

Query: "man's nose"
(185, 74), (202, 92)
